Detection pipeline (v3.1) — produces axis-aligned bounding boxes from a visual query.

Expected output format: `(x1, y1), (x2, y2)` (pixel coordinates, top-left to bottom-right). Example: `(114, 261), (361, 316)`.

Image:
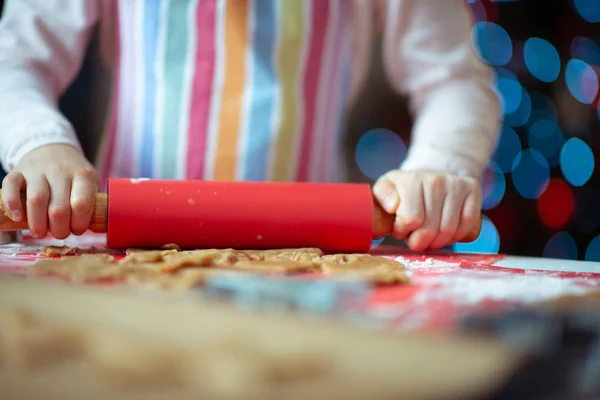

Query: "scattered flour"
(394, 256), (460, 271)
(414, 272), (596, 305)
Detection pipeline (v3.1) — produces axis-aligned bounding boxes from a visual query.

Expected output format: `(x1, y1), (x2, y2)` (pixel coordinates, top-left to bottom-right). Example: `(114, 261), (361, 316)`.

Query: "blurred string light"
(560, 138), (595, 187)
(523, 38), (561, 82)
(565, 59), (599, 104)
(503, 87), (531, 127)
(481, 163), (506, 210)
(585, 235), (600, 262)
(471, 22), (512, 67)
(493, 68), (522, 114)
(511, 149), (550, 199)
(573, 0), (600, 23)
(543, 232), (578, 260)
(570, 37), (600, 67)
(453, 216), (500, 254)
(493, 125), (522, 173)
(527, 119), (565, 167)
(537, 178), (575, 229)
(355, 128), (406, 180)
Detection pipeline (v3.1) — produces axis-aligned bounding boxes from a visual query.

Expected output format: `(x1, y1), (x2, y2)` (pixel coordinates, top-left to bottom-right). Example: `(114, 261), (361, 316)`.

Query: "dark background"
(1, 0), (599, 260)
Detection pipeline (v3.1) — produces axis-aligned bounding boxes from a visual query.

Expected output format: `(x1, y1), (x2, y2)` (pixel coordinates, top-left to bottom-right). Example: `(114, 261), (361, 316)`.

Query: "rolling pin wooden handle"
(0, 190), (108, 233)
(372, 200), (482, 243)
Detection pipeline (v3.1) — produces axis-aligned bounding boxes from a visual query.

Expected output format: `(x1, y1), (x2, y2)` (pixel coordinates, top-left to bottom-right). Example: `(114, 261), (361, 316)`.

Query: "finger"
(25, 174), (50, 239)
(2, 171), (25, 222)
(393, 179), (425, 240)
(453, 185), (482, 243)
(46, 174), (72, 240)
(430, 187), (467, 250)
(372, 177), (399, 214)
(407, 176), (445, 252)
(70, 169), (98, 235)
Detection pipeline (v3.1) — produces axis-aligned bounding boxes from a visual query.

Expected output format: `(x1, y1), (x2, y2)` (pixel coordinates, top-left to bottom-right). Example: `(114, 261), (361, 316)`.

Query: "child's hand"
(373, 170), (481, 252)
(1, 144), (98, 239)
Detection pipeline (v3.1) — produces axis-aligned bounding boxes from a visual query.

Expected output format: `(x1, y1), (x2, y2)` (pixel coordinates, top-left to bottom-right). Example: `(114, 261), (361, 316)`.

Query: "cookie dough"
(125, 269), (211, 292)
(30, 254), (131, 283)
(30, 246), (408, 289)
(41, 245), (102, 257)
(321, 263), (409, 285)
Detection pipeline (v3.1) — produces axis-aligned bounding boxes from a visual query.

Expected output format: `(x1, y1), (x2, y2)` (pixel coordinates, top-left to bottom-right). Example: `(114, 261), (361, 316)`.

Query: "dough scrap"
(317, 253), (399, 267)
(41, 245), (103, 257)
(242, 248), (323, 263)
(126, 269), (211, 292)
(30, 254), (139, 283)
(321, 263), (409, 285)
(158, 250), (224, 272)
(120, 249), (178, 264)
(161, 243), (182, 251)
(222, 259), (316, 275)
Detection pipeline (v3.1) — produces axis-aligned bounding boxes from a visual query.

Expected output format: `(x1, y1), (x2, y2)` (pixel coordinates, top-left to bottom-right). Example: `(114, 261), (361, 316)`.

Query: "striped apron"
(97, 0), (355, 188)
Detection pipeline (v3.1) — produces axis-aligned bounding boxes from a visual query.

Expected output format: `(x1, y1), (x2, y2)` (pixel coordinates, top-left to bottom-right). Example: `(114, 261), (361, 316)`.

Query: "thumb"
(372, 178), (399, 214)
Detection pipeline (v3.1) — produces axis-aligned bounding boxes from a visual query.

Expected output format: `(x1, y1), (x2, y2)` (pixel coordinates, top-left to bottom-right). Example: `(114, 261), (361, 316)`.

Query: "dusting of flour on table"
(394, 256), (460, 271)
(413, 271), (597, 305)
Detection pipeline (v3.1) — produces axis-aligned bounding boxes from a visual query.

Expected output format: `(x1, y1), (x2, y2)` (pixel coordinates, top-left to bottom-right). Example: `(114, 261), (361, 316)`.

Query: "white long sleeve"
(382, 0), (501, 179)
(0, 0), (98, 172)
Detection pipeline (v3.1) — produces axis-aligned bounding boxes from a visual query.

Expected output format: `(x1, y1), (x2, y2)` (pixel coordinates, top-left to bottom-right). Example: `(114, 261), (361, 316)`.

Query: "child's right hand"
(1, 144), (98, 239)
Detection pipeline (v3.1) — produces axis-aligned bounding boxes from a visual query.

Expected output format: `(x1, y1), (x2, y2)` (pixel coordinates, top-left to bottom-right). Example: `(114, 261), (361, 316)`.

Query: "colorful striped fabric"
(98, 0), (354, 188)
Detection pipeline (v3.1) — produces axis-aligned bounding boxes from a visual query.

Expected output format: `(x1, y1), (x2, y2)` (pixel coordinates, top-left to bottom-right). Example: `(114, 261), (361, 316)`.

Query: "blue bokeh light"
(523, 38), (561, 82)
(496, 76), (523, 114)
(481, 164), (506, 210)
(560, 138), (595, 187)
(493, 68), (523, 115)
(512, 149), (550, 199)
(355, 129), (407, 181)
(573, 0), (600, 23)
(565, 59), (599, 104)
(571, 37), (600, 67)
(585, 235), (600, 262)
(471, 22), (513, 66)
(493, 126), (522, 173)
(504, 87), (531, 127)
(371, 237), (385, 249)
(453, 216), (500, 254)
(543, 232), (578, 260)
(527, 119), (565, 167)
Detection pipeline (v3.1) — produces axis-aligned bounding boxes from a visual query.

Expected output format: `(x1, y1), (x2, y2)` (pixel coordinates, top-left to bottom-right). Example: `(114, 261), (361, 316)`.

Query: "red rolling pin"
(0, 179), (481, 253)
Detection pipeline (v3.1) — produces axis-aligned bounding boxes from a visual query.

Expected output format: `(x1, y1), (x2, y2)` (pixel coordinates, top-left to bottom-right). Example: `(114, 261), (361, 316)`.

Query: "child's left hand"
(373, 170), (482, 252)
